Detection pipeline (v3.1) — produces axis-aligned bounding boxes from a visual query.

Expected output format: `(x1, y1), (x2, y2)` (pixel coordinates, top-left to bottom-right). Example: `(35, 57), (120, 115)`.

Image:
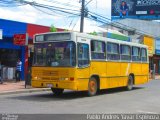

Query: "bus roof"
(34, 31), (147, 48)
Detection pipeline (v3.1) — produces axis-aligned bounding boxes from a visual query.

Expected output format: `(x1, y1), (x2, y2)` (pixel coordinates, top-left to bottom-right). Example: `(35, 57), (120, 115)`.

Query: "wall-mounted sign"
(13, 33), (28, 46)
(143, 36), (155, 56)
(155, 39), (160, 55)
(0, 29), (2, 40)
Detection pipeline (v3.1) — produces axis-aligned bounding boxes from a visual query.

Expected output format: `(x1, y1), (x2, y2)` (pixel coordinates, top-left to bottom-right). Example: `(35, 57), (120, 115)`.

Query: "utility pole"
(80, 0), (85, 33)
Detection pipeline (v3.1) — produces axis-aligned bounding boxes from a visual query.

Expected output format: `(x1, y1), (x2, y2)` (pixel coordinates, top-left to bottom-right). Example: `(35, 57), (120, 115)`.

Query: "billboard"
(111, 0), (160, 20)
(0, 29), (2, 39)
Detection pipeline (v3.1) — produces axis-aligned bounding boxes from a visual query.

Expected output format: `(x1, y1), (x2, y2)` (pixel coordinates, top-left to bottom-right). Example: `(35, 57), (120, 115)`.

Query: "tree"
(64, 29), (69, 32)
(89, 31), (98, 36)
(50, 24), (57, 32)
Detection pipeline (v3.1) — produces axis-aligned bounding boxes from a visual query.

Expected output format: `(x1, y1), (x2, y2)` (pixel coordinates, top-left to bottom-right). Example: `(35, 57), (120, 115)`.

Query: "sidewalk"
(155, 75), (160, 80)
(0, 76), (159, 95)
(0, 81), (50, 95)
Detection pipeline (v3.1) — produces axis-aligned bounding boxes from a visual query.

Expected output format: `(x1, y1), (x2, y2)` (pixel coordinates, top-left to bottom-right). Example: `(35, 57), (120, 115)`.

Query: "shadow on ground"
(7, 87), (144, 102)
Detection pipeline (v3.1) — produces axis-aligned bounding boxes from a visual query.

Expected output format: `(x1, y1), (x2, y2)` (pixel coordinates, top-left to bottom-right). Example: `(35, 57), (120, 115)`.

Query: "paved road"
(0, 80), (160, 114)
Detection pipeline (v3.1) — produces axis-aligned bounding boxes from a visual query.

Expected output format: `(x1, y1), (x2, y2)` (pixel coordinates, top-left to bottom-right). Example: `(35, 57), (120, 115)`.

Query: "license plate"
(46, 84), (53, 88)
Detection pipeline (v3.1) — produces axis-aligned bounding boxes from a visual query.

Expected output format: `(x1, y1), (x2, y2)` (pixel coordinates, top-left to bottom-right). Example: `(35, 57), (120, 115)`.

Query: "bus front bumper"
(31, 80), (78, 91)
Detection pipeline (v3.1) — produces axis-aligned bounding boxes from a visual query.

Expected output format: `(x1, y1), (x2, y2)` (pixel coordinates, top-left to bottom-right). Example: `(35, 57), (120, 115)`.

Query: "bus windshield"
(33, 41), (76, 67)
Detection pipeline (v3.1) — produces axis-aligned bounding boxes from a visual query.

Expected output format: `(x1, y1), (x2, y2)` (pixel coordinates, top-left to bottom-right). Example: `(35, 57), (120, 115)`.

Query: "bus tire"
(51, 88), (64, 95)
(126, 75), (134, 91)
(88, 77), (98, 96)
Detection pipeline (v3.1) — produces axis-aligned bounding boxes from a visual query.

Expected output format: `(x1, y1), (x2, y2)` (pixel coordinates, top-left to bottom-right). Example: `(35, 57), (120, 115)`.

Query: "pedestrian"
(15, 58), (22, 82)
(0, 61), (3, 84)
(120, 1), (129, 18)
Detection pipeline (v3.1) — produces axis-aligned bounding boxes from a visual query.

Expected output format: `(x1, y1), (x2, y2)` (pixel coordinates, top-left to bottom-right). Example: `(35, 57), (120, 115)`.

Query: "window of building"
(141, 48), (147, 62)
(91, 40), (106, 60)
(121, 45), (131, 61)
(78, 43), (89, 67)
(107, 42), (120, 60)
(132, 46), (141, 61)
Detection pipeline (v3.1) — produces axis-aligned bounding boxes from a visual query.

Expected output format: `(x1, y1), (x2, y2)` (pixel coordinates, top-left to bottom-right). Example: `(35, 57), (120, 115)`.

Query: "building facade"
(0, 18), (63, 81)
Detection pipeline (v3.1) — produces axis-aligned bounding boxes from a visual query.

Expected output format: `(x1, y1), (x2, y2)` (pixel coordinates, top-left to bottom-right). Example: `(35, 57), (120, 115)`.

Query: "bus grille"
(42, 70), (59, 76)
(33, 69), (69, 81)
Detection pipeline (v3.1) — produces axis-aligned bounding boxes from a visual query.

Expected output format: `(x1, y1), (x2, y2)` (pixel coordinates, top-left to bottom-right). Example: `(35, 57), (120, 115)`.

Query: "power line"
(5, 0), (158, 37)
(13, 0), (80, 13)
(85, 0), (93, 6)
(0, 0), (26, 7)
(87, 11), (158, 38)
(41, 0), (80, 9)
(72, 19), (78, 31)
(86, 10), (155, 36)
(69, 18), (75, 29)
(32, 5), (60, 16)
(19, 0), (81, 16)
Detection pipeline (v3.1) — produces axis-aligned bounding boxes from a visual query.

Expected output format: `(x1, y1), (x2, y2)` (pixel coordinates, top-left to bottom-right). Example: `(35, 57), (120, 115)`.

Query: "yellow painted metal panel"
(32, 67), (76, 79)
(90, 61), (107, 89)
(76, 67), (90, 90)
(131, 63), (142, 75)
(120, 63), (131, 86)
(143, 36), (155, 56)
(76, 79), (89, 91)
(106, 62), (121, 76)
(141, 63), (149, 75)
(31, 80), (78, 90)
(31, 61), (149, 91)
(134, 63), (149, 85)
(121, 63), (131, 76)
(99, 78), (108, 89)
(134, 76), (148, 85)
(31, 67), (77, 89)
(90, 61), (107, 77)
(106, 62), (121, 88)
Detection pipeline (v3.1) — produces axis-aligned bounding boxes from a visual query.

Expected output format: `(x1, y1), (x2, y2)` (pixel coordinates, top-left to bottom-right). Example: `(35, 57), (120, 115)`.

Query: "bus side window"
(78, 43), (89, 67)
(132, 47), (141, 62)
(91, 40), (106, 60)
(120, 45), (131, 61)
(107, 42), (120, 60)
(141, 48), (147, 62)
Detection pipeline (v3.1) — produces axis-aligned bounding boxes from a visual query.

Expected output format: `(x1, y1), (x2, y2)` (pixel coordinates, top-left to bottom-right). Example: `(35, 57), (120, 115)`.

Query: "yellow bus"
(32, 32), (149, 96)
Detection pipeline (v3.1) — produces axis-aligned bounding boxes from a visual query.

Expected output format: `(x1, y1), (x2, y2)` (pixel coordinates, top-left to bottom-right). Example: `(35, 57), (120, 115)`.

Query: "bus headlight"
(34, 76), (41, 80)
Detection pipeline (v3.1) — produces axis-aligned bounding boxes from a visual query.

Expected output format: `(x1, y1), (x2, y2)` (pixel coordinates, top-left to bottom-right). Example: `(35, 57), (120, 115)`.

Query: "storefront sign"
(143, 36), (155, 56)
(13, 33), (28, 45)
(103, 32), (130, 42)
(155, 39), (160, 55)
(0, 29), (2, 40)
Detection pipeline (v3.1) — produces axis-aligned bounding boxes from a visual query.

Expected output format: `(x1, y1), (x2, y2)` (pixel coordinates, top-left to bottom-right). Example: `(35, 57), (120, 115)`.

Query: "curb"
(0, 88), (51, 95)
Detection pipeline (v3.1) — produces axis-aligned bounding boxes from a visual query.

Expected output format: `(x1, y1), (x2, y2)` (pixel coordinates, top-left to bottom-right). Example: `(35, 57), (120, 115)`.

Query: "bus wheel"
(126, 75), (134, 91)
(51, 88), (64, 95)
(88, 77), (98, 96)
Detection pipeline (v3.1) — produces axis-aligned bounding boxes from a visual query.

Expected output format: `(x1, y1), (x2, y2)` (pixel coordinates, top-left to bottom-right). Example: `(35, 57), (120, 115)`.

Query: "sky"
(0, 0), (111, 32)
